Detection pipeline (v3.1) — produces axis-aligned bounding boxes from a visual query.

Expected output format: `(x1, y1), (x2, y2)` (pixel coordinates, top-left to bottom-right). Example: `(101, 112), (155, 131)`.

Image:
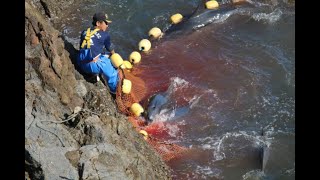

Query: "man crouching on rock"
(77, 12), (118, 94)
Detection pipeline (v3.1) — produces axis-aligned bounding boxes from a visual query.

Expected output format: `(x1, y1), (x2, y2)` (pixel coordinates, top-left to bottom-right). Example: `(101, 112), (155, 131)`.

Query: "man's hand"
(92, 56), (99, 63)
(92, 53), (101, 63)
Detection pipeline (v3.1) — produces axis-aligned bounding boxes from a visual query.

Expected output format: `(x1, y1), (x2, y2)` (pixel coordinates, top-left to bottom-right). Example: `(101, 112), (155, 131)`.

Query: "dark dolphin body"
(260, 132), (295, 178)
(143, 0), (293, 178)
(237, 130), (295, 179)
(163, 0), (254, 36)
(145, 0), (254, 122)
(146, 93), (189, 122)
(146, 93), (168, 122)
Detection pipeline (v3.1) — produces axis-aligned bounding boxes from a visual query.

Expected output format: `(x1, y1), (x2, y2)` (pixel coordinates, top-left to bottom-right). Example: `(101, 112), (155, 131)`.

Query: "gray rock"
(25, 0), (172, 179)
(26, 145), (79, 180)
(76, 80), (88, 97)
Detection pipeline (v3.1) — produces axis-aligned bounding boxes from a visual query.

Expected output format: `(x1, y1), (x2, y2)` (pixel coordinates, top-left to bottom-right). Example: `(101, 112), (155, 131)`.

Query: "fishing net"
(115, 68), (188, 162)
(115, 69), (146, 116)
(146, 135), (188, 162)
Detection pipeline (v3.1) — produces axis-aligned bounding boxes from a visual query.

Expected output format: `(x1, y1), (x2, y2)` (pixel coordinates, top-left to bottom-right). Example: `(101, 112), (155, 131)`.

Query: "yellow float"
(130, 103), (144, 117)
(205, 0), (219, 10)
(170, 13), (183, 24)
(148, 27), (162, 39)
(122, 79), (132, 94)
(123, 60), (133, 69)
(110, 53), (124, 68)
(138, 39), (151, 52)
(139, 130), (149, 140)
(129, 51), (142, 64)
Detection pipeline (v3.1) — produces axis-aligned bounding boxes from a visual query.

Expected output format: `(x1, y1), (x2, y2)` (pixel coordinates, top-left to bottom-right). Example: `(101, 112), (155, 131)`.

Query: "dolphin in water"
(145, 0), (254, 122)
(260, 130), (295, 178)
(146, 93), (168, 122)
(146, 93), (189, 122)
(163, 0), (254, 36)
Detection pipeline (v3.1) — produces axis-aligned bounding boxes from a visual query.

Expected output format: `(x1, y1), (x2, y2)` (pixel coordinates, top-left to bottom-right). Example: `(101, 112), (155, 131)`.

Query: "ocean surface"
(54, 0), (295, 179)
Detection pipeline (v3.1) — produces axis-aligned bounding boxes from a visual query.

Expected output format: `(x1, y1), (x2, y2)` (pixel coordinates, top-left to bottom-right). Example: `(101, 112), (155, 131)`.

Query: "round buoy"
(129, 51), (142, 64)
(130, 103), (144, 117)
(110, 53), (124, 68)
(123, 60), (133, 69)
(119, 64), (126, 69)
(122, 79), (132, 94)
(170, 13), (183, 24)
(205, 0), (219, 10)
(139, 130), (149, 140)
(148, 27), (162, 39)
(138, 39), (151, 52)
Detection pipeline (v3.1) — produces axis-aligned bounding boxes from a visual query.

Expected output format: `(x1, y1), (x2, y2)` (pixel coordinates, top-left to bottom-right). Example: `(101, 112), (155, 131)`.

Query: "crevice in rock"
(27, 57), (43, 82)
(116, 121), (120, 136)
(83, 124), (91, 145)
(51, 62), (62, 79)
(63, 116), (87, 147)
(25, 149), (45, 180)
(92, 161), (101, 180)
(25, 17), (39, 36)
(40, 0), (51, 18)
(78, 162), (84, 180)
(59, 35), (78, 66)
(58, 176), (73, 180)
(64, 114), (81, 128)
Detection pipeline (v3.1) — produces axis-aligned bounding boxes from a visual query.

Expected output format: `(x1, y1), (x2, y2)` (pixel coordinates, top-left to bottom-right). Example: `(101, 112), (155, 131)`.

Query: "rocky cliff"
(25, 0), (171, 179)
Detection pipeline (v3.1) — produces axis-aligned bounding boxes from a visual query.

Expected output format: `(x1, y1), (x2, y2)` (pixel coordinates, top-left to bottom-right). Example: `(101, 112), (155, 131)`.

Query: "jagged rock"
(27, 0), (76, 19)
(26, 1), (82, 110)
(25, 0), (172, 179)
(26, 146), (79, 180)
(78, 143), (167, 180)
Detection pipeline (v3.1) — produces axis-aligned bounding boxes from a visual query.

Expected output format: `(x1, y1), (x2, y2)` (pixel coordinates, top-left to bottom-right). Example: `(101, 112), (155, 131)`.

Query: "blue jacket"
(78, 27), (118, 93)
(79, 27), (115, 57)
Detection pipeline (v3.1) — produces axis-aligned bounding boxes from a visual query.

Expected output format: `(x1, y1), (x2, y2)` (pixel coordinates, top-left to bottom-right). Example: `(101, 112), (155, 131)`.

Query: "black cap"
(92, 12), (112, 24)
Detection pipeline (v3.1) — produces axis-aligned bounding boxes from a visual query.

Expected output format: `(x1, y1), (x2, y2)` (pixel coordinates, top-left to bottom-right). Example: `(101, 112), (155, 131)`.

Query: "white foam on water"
(252, 8), (283, 24)
(188, 95), (202, 109)
(167, 77), (189, 95)
(202, 144), (212, 150)
(152, 107), (176, 122)
(242, 169), (266, 180)
(284, 167), (295, 175)
(193, 11), (234, 30)
(150, 77), (210, 123)
(196, 131), (273, 161)
(153, 14), (168, 25)
(166, 123), (180, 137)
(195, 165), (224, 179)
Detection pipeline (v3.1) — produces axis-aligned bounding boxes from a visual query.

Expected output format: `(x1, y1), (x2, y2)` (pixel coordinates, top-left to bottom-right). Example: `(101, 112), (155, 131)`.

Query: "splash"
(252, 8), (283, 24)
(242, 169), (266, 180)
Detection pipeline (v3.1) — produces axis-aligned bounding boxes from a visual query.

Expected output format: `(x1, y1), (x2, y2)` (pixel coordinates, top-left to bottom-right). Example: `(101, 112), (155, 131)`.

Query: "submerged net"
(146, 135), (188, 162)
(115, 69), (147, 116)
(115, 68), (188, 162)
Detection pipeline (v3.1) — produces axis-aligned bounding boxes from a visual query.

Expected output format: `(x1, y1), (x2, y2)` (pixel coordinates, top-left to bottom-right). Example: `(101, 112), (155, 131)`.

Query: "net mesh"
(115, 69), (140, 116)
(146, 136), (187, 162)
(115, 68), (188, 162)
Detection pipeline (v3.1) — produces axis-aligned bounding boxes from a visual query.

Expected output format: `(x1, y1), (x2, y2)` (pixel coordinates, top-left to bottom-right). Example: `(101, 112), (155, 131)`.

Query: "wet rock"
(25, 51), (172, 178)
(25, 0), (172, 179)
